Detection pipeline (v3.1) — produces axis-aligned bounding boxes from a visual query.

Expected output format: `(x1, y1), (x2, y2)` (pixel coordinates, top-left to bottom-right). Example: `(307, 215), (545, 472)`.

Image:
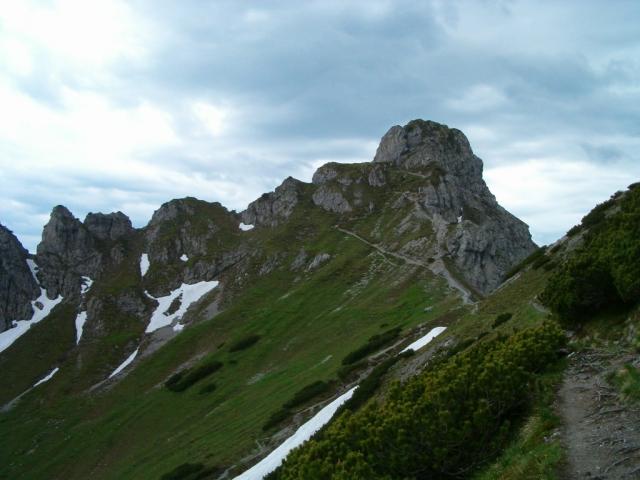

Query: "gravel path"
(558, 350), (640, 479)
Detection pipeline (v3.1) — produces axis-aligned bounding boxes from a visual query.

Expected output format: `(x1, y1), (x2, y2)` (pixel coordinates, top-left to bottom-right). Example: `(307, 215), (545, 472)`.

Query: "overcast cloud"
(1, 0), (639, 251)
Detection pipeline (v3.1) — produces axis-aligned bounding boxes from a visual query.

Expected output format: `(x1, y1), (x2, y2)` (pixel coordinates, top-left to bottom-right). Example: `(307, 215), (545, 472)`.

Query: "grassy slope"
(0, 165), (569, 480)
(0, 211), (456, 480)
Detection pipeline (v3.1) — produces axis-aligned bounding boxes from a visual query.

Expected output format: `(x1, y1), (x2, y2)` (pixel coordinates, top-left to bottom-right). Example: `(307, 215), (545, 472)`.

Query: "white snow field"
(0, 289), (63, 354)
(140, 253), (150, 277)
(234, 386), (358, 480)
(144, 280), (219, 333)
(75, 311), (88, 344)
(239, 222), (255, 231)
(180, 253), (189, 262)
(109, 348), (139, 378)
(401, 326), (447, 353)
(33, 367), (60, 387)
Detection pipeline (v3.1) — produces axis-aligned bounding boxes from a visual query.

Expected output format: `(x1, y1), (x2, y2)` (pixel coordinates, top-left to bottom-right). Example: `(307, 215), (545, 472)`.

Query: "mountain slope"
(0, 119), (541, 479)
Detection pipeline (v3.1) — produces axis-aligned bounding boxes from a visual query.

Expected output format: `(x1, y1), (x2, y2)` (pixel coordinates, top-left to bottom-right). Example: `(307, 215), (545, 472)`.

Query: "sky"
(1, 0), (639, 252)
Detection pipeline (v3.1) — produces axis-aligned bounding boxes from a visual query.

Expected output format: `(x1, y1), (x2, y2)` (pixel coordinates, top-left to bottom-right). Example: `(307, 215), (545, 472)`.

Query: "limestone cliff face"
(34, 206), (135, 299)
(0, 224), (40, 331)
(308, 119), (536, 295)
(241, 177), (305, 227)
(378, 120), (534, 293)
(143, 197), (246, 294)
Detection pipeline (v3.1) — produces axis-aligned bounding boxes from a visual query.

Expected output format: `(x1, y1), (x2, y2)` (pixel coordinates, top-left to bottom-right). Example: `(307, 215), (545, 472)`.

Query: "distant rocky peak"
(374, 119), (482, 182)
(84, 212), (133, 242)
(38, 205), (91, 258)
(241, 176), (305, 227)
(147, 197), (204, 226)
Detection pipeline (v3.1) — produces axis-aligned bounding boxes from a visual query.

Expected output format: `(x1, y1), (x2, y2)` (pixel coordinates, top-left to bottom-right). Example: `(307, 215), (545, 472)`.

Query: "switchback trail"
(336, 227), (474, 305)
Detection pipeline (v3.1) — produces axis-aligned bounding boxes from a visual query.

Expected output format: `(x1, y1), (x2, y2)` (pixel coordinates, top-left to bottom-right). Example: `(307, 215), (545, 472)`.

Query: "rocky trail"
(335, 226), (475, 304)
(558, 349), (640, 479)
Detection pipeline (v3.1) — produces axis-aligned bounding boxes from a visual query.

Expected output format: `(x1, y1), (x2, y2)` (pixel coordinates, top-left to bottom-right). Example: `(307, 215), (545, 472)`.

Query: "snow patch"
(180, 253), (189, 262)
(140, 253), (150, 277)
(239, 222), (254, 231)
(75, 311), (88, 344)
(234, 386), (357, 479)
(26, 258), (39, 282)
(0, 289), (63, 354)
(457, 215), (463, 223)
(145, 280), (219, 333)
(172, 323), (185, 332)
(401, 326), (447, 353)
(81, 276), (93, 294)
(109, 348), (139, 378)
(33, 367), (59, 387)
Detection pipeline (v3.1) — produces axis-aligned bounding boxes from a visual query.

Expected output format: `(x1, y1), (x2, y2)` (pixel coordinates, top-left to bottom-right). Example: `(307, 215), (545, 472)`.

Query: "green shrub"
(337, 360), (367, 381)
(270, 322), (565, 479)
(566, 224), (582, 237)
(165, 360), (223, 392)
(160, 462), (220, 480)
(339, 351), (414, 414)
(341, 327), (401, 365)
(263, 381), (334, 431)
(504, 247), (547, 280)
(228, 334), (261, 352)
(542, 185), (640, 323)
(492, 313), (513, 329)
(283, 381), (331, 410)
(262, 407), (291, 431)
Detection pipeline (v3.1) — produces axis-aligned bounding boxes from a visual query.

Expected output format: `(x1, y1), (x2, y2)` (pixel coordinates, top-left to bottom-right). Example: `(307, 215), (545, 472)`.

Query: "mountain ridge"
(0, 119), (554, 480)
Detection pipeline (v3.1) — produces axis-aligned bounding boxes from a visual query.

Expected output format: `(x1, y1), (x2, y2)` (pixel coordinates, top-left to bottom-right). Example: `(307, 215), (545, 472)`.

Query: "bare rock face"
(84, 212), (133, 242)
(144, 198), (245, 294)
(374, 119), (535, 294)
(241, 177), (304, 227)
(312, 186), (353, 213)
(311, 162), (387, 213)
(35, 206), (102, 299)
(0, 224), (40, 331)
(35, 206), (136, 299)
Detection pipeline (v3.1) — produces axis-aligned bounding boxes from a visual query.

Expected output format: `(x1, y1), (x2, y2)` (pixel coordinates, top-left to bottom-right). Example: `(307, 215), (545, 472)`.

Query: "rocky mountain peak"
(0, 224), (40, 331)
(374, 119), (482, 182)
(241, 176), (305, 227)
(84, 212), (133, 241)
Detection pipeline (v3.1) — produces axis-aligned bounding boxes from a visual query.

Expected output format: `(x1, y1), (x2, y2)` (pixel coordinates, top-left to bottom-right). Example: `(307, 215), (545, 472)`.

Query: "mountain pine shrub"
(269, 322), (565, 479)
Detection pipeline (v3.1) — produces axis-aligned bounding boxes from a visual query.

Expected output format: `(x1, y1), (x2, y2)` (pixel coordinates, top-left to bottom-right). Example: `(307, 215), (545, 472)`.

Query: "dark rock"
(84, 212), (133, 241)
(0, 224), (40, 331)
(241, 177), (304, 227)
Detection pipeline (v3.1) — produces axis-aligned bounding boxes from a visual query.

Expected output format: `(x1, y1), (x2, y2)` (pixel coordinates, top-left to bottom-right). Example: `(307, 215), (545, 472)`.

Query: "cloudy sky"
(1, 0), (639, 251)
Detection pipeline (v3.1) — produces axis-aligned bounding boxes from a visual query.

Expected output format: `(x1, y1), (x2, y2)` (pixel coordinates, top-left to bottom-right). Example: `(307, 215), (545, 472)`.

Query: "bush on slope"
(542, 185), (640, 323)
(268, 322), (565, 480)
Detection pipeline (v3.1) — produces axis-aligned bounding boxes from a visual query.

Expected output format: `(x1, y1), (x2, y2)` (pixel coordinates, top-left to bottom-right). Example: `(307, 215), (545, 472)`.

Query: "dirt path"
(336, 227), (475, 305)
(558, 350), (640, 479)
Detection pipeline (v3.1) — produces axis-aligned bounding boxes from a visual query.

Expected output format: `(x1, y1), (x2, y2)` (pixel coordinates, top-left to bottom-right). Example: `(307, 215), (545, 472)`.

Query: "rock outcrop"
(241, 177), (304, 227)
(0, 224), (40, 331)
(371, 119), (535, 294)
(84, 212), (133, 242)
(35, 206), (136, 299)
(144, 197), (245, 294)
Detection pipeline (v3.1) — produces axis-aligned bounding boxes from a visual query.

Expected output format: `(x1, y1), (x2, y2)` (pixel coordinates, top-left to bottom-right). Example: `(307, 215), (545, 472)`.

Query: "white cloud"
(486, 159), (637, 244)
(0, 0), (147, 77)
(192, 102), (229, 137)
(448, 85), (507, 112)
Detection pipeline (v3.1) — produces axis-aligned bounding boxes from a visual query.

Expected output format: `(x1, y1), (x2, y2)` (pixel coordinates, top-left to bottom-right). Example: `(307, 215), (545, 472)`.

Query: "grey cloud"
(2, 0), (640, 252)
